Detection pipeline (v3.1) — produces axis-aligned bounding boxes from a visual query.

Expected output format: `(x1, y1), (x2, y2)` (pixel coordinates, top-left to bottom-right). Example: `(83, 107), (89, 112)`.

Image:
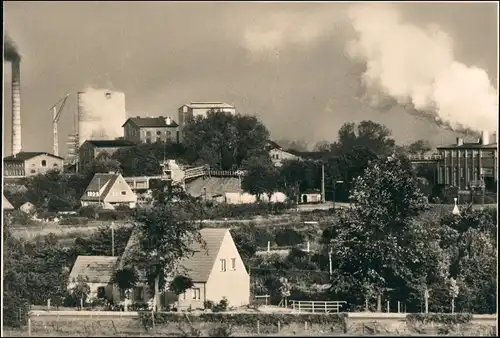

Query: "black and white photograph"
(2, 1), (498, 336)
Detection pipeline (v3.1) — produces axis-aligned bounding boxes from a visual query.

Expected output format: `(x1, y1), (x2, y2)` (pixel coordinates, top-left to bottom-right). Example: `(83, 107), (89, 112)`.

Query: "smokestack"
(165, 117), (172, 125)
(11, 58), (22, 155)
(481, 130), (489, 145)
(456, 137), (463, 146)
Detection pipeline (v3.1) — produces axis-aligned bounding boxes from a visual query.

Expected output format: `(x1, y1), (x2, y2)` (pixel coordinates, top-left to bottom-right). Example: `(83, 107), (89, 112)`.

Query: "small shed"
(20, 201), (36, 214)
(300, 190), (322, 204)
(68, 256), (121, 302)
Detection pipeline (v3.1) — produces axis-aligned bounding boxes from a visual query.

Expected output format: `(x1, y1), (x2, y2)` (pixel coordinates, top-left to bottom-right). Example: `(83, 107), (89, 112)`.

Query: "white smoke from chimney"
(346, 4), (498, 132)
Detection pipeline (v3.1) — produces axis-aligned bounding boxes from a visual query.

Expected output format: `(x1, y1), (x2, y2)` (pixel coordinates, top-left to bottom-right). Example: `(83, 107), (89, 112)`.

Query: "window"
(121, 191), (126, 195)
(146, 138), (151, 144)
(231, 258), (236, 270)
(166, 131), (172, 137)
(146, 131), (151, 136)
(30, 169), (36, 174)
(105, 92), (112, 99)
(156, 137), (161, 143)
(156, 131), (162, 135)
(220, 259), (226, 272)
(97, 286), (106, 299)
(192, 288), (201, 300)
(53, 163), (58, 167)
(41, 160), (47, 167)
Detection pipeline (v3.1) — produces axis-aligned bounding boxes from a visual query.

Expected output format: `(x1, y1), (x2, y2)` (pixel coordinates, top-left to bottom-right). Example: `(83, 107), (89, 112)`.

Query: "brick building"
(3, 152), (64, 178)
(78, 140), (135, 172)
(436, 132), (497, 191)
(122, 116), (180, 144)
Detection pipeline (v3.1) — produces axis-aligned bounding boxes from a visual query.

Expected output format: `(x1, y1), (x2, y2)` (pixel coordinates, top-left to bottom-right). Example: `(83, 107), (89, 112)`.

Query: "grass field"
(9, 203), (496, 245)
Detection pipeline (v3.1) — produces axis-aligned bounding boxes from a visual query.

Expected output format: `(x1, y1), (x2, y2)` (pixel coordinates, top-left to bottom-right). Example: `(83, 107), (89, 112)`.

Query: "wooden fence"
(290, 300), (347, 313)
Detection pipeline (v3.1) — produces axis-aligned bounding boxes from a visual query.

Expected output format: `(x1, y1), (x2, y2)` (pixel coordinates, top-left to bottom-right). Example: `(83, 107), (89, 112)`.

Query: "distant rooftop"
(84, 140), (135, 148)
(185, 102), (235, 109)
(437, 142), (497, 149)
(4, 152), (64, 162)
(122, 116), (179, 128)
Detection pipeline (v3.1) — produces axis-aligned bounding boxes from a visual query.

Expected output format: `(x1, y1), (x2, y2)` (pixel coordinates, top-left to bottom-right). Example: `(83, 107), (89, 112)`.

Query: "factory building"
(77, 90), (127, 146)
(177, 102), (236, 141)
(122, 116), (180, 144)
(3, 152), (64, 178)
(436, 131), (497, 191)
(78, 140), (134, 172)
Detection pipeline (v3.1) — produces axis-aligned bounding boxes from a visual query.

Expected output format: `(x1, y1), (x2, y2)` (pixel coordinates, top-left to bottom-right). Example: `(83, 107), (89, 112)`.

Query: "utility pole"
(321, 162), (325, 203)
(111, 222), (115, 257)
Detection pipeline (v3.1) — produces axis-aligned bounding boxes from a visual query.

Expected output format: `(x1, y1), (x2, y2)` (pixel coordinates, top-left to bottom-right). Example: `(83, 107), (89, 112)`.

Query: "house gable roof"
(4, 152), (64, 162)
(120, 228), (229, 283)
(122, 117), (179, 128)
(80, 173), (121, 201)
(186, 102), (234, 109)
(69, 256), (120, 284)
(3, 195), (14, 210)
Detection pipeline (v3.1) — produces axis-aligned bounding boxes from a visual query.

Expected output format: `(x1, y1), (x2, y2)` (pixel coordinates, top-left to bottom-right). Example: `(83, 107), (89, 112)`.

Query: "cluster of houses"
(67, 228), (251, 311)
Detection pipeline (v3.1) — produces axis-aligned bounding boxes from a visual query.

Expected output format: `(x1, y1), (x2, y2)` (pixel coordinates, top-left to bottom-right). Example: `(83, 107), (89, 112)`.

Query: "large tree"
(182, 110), (270, 170)
(123, 189), (205, 311)
(324, 154), (432, 311)
(242, 156), (281, 202)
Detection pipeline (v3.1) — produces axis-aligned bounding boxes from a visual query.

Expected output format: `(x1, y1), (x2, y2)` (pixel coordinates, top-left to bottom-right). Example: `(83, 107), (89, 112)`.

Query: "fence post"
(28, 316), (32, 336)
(267, 241), (270, 253)
(305, 321), (308, 331)
(312, 302), (315, 313)
(397, 301), (400, 313)
(387, 301), (390, 313)
(325, 302), (327, 313)
(277, 320), (281, 333)
(47, 299), (51, 311)
(292, 301), (295, 312)
(298, 302), (301, 313)
(257, 320), (260, 335)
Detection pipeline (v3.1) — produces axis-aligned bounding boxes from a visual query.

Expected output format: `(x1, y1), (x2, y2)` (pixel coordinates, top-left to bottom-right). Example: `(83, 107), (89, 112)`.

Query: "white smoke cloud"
(347, 3), (498, 132)
(242, 10), (346, 58)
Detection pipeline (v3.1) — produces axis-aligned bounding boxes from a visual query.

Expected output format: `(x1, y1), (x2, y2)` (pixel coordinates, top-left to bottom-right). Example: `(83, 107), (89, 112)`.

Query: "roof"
(266, 140), (282, 150)
(3, 151), (64, 162)
(84, 140), (135, 148)
(69, 256), (120, 284)
(437, 142), (498, 150)
(3, 195), (14, 210)
(184, 102), (235, 109)
(80, 173), (120, 201)
(122, 116), (179, 128)
(121, 228), (229, 283)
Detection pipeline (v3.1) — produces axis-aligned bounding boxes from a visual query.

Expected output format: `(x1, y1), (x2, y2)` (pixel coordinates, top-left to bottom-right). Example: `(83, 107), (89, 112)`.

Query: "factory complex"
(2, 53), (498, 206)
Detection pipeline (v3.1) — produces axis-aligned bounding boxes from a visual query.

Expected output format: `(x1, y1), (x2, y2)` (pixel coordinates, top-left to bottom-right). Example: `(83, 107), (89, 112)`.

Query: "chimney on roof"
(456, 137), (463, 146)
(481, 130), (490, 145)
(165, 116), (172, 125)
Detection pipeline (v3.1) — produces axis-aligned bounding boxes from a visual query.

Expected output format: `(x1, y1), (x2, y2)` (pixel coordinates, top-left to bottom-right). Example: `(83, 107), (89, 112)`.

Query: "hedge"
(406, 313), (473, 325)
(138, 312), (347, 330)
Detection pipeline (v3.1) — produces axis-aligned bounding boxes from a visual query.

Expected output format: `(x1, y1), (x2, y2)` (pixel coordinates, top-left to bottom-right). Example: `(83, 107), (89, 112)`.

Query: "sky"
(3, 1), (498, 156)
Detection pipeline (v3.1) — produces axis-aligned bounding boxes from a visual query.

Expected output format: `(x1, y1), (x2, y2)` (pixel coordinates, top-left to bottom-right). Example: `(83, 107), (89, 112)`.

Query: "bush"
(37, 211), (58, 220)
(10, 210), (35, 226)
(204, 201), (295, 219)
(96, 209), (132, 221)
(59, 217), (89, 226)
(406, 313), (473, 325)
(79, 206), (98, 219)
(139, 312), (347, 329)
(212, 298), (229, 312)
(274, 229), (304, 246)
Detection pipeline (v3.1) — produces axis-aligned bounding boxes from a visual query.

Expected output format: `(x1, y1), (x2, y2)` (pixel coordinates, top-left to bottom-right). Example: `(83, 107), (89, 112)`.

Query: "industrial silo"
(77, 89), (127, 146)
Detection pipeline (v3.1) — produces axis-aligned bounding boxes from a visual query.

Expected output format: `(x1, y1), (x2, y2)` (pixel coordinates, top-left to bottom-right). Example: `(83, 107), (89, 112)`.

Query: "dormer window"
(105, 92), (112, 99)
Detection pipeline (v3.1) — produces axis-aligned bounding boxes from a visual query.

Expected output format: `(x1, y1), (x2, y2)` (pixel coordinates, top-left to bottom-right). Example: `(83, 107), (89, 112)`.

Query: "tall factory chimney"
(481, 130), (490, 146)
(11, 57), (22, 155)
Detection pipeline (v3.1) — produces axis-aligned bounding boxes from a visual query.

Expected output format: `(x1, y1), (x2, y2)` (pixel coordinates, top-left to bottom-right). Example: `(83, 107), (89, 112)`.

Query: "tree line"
(5, 112), (437, 212)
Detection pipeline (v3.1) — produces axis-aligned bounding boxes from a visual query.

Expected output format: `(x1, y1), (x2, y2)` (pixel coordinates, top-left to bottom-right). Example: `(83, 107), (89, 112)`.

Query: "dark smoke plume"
(4, 34), (21, 61)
